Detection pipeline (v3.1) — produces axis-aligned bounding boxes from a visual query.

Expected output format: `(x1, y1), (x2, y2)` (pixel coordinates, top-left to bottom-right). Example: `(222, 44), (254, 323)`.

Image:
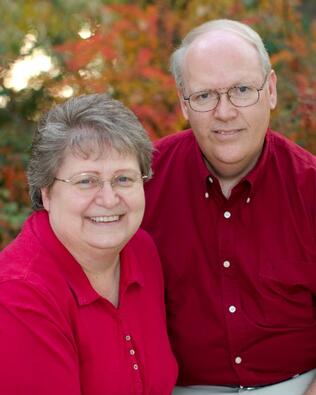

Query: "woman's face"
(41, 147), (145, 261)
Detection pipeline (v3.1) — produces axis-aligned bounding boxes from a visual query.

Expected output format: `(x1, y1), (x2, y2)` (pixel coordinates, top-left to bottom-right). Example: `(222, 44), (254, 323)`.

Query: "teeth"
(90, 215), (120, 223)
(217, 130), (233, 134)
(215, 129), (240, 135)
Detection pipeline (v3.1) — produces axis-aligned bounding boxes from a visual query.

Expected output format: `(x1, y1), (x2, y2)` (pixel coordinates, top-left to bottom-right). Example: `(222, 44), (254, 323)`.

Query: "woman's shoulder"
(127, 228), (158, 254)
(0, 218), (75, 313)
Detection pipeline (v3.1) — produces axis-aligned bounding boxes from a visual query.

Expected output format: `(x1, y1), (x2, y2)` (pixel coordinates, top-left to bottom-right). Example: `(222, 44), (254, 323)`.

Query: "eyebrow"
(70, 168), (140, 177)
(189, 80), (258, 94)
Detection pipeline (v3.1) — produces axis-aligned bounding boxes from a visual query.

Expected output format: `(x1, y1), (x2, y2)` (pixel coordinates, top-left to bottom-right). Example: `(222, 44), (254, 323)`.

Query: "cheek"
(49, 191), (89, 218)
(188, 114), (212, 139)
(137, 192), (146, 211)
(253, 107), (271, 132)
(241, 102), (269, 130)
(132, 191), (145, 214)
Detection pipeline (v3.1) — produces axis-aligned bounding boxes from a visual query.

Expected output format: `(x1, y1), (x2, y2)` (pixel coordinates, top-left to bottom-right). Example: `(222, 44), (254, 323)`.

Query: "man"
(142, 19), (316, 395)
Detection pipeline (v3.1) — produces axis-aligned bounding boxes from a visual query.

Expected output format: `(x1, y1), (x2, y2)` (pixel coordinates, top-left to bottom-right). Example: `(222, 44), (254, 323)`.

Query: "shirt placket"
(109, 306), (144, 395)
(122, 330), (143, 395)
(218, 189), (251, 382)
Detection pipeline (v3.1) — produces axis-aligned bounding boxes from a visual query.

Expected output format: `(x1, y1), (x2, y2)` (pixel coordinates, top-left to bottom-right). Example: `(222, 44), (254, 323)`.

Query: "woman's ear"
(41, 187), (50, 211)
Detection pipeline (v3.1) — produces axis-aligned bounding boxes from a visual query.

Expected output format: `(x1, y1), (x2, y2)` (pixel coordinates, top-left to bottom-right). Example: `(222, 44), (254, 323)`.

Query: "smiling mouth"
(214, 129), (243, 135)
(89, 215), (121, 223)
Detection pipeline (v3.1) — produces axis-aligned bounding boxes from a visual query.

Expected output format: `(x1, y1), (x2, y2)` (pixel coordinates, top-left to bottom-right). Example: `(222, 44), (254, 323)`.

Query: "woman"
(0, 94), (177, 394)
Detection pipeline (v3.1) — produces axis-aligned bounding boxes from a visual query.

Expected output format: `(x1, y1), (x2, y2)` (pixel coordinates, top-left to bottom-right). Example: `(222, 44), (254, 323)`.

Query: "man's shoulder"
(269, 130), (316, 168)
(154, 129), (195, 156)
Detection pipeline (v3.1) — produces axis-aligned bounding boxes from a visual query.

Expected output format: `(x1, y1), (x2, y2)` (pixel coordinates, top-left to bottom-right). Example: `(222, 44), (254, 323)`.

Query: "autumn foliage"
(0, 0), (315, 248)
(52, 4), (184, 140)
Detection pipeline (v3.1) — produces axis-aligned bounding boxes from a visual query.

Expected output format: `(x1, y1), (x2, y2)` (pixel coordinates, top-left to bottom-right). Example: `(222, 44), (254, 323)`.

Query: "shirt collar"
(192, 131), (213, 181)
(242, 129), (271, 191)
(119, 236), (145, 296)
(191, 128), (272, 193)
(30, 211), (144, 306)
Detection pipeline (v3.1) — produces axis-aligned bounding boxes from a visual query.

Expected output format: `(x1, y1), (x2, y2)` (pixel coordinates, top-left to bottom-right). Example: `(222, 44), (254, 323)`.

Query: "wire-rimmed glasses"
(183, 74), (269, 112)
(54, 170), (148, 193)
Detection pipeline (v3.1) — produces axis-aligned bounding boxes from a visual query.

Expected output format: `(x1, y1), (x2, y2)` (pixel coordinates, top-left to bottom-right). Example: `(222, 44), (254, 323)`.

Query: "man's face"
(179, 31), (277, 180)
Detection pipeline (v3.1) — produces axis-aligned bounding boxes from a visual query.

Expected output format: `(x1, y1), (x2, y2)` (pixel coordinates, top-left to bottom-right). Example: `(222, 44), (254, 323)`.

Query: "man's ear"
(268, 70), (277, 110)
(177, 89), (189, 120)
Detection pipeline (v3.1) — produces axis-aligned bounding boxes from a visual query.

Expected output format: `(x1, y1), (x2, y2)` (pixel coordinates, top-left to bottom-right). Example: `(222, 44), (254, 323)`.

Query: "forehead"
(182, 31), (263, 89)
(58, 145), (139, 175)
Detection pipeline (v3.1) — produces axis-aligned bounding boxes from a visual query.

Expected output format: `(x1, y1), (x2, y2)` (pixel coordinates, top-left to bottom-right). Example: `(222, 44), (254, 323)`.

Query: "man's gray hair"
(27, 93), (152, 210)
(170, 19), (271, 89)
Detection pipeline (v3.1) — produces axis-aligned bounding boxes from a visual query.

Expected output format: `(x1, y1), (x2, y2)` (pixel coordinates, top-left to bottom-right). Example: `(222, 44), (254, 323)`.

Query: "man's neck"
(218, 178), (237, 199)
(203, 154), (261, 199)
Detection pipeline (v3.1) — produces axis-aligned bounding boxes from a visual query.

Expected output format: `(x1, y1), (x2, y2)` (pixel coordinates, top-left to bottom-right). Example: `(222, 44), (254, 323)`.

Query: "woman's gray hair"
(27, 93), (153, 210)
(170, 19), (272, 89)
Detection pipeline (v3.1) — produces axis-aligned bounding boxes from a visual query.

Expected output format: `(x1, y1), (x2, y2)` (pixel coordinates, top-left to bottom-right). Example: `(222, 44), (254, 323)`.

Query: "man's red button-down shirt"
(142, 128), (316, 387)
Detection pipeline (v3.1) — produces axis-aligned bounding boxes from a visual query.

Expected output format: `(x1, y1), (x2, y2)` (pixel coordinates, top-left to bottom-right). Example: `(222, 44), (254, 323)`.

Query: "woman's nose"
(94, 181), (120, 207)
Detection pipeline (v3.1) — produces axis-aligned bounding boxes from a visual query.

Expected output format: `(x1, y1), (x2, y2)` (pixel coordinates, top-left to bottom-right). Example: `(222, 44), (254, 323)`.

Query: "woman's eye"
(113, 174), (137, 188)
(117, 176), (133, 184)
(75, 177), (98, 188)
(78, 178), (93, 184)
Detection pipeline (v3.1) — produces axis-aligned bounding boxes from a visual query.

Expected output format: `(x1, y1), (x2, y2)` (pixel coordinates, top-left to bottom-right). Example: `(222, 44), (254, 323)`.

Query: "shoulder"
(153, 129), (195, 162)
(269, 130), (316, 169)
(149, 129), (198, 183)
(127, 228), (159, 257)
(267, 130), (316, 198)
(0, 217), (40, 280)
(125, 229), (163, 279)
(154, 128), (194, 149)
(0, 216), (73, 312)
(0, 269), (75, 344)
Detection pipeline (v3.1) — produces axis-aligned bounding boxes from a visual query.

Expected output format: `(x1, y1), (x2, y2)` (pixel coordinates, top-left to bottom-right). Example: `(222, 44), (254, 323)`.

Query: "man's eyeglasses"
(183, 74), (269, 112)
(54, 171), (148, 193)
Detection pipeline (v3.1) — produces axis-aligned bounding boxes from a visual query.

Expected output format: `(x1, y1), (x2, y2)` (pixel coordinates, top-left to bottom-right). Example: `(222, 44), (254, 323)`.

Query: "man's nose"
(213, 92), (238, 120)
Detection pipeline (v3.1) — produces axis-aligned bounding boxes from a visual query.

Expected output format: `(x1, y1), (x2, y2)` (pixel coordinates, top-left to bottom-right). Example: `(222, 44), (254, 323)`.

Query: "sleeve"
(0, 279), (81, 395)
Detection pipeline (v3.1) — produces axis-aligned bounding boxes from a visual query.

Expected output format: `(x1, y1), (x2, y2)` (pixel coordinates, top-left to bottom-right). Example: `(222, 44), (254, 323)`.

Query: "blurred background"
(0, 0), (315, 248)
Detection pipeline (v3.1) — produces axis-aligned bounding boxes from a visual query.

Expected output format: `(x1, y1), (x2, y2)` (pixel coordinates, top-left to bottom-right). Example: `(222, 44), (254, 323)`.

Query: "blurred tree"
(0, 0), (315, 248)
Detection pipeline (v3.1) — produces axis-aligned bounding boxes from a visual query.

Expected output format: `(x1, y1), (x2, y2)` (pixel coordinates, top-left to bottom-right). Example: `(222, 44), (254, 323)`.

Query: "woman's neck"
(71, 247), (121, 307)
(84, 260), (121, 307)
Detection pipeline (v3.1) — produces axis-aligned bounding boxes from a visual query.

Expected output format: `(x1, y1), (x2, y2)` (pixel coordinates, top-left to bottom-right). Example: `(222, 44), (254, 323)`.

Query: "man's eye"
(199, 92), (210, 99)
(194, 92), (211, 102)
(234, 86), (251, 95)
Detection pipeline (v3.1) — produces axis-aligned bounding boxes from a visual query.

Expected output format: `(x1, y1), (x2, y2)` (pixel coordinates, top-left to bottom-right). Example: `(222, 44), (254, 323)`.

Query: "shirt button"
(205, 192), (209, 198)
(246, 197), (251, 203)
(208, 176), (213, 183)
(229, 305), (236, 313)
(125, 335), (131, 341)
(133, 363), (139, 370)
(224, 211), (231, 219)
(223, 260), (230, 268)
(130, 349), (135, 355)
(235, 356), (242, 364)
